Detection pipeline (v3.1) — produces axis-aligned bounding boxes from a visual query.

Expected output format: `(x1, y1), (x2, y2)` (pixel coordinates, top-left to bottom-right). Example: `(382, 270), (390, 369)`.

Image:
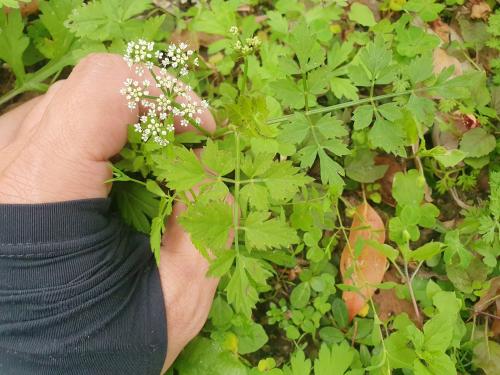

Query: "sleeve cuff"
(0, 198), (112, 245)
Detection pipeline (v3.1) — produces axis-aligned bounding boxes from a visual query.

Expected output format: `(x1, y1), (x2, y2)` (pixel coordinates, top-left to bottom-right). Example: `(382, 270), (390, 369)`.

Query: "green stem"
(241, 57), (249, 95)
(303, 71), (309, 112)
(266, 88), (422, 125)
(404, 261), (421, 322)
(233, 131), (241, 254)
(0, 57), (72, 107)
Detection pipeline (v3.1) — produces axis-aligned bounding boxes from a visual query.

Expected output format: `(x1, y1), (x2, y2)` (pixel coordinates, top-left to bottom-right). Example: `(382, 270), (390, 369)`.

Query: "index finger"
(37, 52), (215, 162)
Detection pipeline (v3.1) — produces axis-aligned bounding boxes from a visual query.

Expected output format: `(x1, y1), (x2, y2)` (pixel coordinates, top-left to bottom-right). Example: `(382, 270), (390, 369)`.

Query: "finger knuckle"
(75, 53), (127, 77)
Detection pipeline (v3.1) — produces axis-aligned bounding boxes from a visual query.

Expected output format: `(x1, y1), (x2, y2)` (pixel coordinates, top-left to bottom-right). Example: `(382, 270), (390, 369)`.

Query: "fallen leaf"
(170, 30), (200, 51)
(340, 202), (387, 321)
(474, 276), (500, 337)
(431, 19), (451, 43)
(3, 0), (38, 16)
(433, 48), (463, 76)
(471, 2), (491, 20)
(373, 268), (422, 326)
(374, 155), (403, 207)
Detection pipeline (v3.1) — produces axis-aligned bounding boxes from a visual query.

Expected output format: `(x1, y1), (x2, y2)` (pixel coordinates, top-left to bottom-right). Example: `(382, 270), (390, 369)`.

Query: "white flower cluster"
(120, 40), (208, 147)
(229, 26), (261, 55)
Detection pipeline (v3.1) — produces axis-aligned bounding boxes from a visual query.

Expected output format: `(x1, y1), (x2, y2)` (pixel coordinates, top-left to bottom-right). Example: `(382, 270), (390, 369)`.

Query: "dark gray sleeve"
(0, 199), (167, 375)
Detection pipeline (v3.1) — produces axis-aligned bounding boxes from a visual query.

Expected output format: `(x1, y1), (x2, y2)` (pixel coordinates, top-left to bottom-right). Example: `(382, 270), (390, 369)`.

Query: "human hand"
(0, 53), (230, 371)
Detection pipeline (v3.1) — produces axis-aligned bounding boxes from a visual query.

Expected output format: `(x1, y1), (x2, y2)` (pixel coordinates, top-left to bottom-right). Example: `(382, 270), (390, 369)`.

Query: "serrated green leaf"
(318, 148), (345, 187)
(156, 146), (206, 191)
(368, 118), (406, 155)
(0, 10), (29, 82)
(66, 0), (153, 41)
(314, 342), (354, 375)
(244, 211), (299, 250)
(202, 139), (236, 176)
(179, 201), (233, 253)
(352, 105), (374, 130)
(262, 162), (313, 202)
(284, 350), (311, 375)
(226, 258), (259, 318)
(330, 77), (359, 101)
(112, 182), (158, 234)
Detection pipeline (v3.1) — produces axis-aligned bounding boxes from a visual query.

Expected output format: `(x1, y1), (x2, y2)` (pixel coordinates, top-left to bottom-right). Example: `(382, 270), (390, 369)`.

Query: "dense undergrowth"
(1, 1), (499, 374)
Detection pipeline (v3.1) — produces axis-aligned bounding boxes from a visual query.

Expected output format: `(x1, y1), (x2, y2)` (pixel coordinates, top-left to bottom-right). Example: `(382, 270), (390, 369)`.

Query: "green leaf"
(386, 331), (417, 369)
(283, 350), (311, 375)
(365, 240), (399, 262)
(396, 26), (440, 57)
(202, 139), (235, 176)
(66, 0), (153, 41)
(314, 342), (354, 375)
(358, 36), (393, 79)
(348, 3), (376, 27)
(423, 313), (454, 352)
(156, 146), (206, 192)
(446, 257), (489, 294)
(244, 211), (299, 250)
(233, 321), (268, 355)
(392, 170), (426, 206)
(330, 77), (358, 101)
(210, 296), (234, 329)
(421, 147), (466, 168)
(289, 20), (325, 72)
(405, 0), (445, 22)
(319, 327), (345, 345)
(316, 114), (348, 139)
(459, 128), (496, 158)
(331, 299), (349, 329)
(179, 201), (233, 253)
(345, 149), (388, 183)
(271, 78), (308, 109)
(290, 282), (311, 308)
(226, 259), (259, 318)
(368, 118), (406, 155)
(407, 94), (436, 126)
(262, 162), (313, 202)
(240, 183), (269, 211)
(352, 105), (373, 130)
(407, 54), (434, 84)
(279, 113), (310, 145)
(266, 10), (288, 34)
(145, 179), (166, 197)
(377, 102), (402, 122)
(112, 182), (158, 234)
(444, 229), (473, 268)
(208, 250), (236, 277)
(29, 0), (80, 60)
(0, 10), (29, 82)
(150, 196), (172, 262)
(318, 148), (345, 187)
(410, 242), (444, 261)
(191, 0), (239, 36)
(175, 337), (247, 375)
(0, 0), (30, 8)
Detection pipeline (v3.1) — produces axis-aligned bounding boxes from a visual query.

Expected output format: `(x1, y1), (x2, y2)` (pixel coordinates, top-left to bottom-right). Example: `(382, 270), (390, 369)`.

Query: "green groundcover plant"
(1, 1), (499, 374)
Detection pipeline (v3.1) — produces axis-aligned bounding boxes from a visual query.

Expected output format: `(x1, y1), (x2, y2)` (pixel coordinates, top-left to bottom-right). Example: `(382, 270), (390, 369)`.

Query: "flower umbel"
(121, 39), (207, 146)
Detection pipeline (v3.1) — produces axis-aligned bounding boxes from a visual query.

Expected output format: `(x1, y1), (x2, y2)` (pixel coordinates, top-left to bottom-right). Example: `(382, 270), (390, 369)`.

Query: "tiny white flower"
(229, 25), (239, 35)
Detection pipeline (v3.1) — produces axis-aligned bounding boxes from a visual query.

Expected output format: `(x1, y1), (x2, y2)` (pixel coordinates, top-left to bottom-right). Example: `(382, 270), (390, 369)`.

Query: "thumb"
(36, 53), (137, 162)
